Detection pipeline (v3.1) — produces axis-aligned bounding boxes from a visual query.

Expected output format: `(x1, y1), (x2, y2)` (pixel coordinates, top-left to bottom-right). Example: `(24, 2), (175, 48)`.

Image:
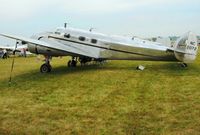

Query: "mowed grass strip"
(0, 55), (200, 134)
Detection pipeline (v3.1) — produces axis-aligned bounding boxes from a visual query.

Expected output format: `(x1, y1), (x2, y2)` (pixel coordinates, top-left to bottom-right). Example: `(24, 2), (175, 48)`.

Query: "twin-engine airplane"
(0, 27), (198, 73)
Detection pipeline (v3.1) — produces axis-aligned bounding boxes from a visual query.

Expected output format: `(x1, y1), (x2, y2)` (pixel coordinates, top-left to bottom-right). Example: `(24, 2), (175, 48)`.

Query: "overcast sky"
(0, 0), (200, 45)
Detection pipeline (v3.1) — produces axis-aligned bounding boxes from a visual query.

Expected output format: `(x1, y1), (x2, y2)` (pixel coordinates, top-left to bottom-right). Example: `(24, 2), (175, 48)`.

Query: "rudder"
(174, 32), (198, 63)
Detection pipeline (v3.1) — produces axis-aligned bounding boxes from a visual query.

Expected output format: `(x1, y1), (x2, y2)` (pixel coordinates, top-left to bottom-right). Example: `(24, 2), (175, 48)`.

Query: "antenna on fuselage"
(89, 28), (94, 32)
(64, 23), (67, 29)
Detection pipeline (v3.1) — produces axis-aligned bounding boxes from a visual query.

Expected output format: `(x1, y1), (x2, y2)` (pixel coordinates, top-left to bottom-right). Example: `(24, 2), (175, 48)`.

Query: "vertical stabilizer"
(174, 32), (198, 63)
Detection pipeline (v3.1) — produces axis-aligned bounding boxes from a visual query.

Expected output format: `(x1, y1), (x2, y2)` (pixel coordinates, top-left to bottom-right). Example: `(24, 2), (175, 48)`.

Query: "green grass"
(0, 56), (200, 135)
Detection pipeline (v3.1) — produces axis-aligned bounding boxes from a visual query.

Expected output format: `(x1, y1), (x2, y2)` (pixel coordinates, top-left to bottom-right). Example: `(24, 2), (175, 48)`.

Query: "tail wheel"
(180, 63), (188, 68)
(40, 64), (51, 73)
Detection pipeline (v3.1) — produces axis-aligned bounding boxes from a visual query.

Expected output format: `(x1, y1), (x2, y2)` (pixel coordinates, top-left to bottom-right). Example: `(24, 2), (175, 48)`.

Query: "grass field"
(0, 56), (200, 135)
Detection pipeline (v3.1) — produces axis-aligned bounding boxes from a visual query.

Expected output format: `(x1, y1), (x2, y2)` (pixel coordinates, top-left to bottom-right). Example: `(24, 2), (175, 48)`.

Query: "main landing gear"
(40, 56), (104, 73)
(67, 57), (101, 67)
(40, 56), (52, 73)
(68, 57), (77, 67)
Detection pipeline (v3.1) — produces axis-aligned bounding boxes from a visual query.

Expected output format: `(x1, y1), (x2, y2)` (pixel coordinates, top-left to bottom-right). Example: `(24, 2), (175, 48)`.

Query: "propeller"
(9, 41), (18, 84)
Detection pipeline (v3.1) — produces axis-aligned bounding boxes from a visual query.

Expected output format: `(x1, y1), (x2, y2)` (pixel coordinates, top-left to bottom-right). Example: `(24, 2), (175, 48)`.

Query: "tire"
(68, 60), (72, 67)
(40, 64), (51, 73)
(48, 65), (52, 72)
(71, 60), (77, 67)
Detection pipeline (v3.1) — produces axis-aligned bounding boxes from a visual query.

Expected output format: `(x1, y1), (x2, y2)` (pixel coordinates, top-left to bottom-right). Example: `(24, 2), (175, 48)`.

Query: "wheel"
(71, 60), (77, 67)
(68, 60), (72, 67)
(68, 60), (77, 67)
(40, 64), (51, 73)
(48, 64), (52, 72)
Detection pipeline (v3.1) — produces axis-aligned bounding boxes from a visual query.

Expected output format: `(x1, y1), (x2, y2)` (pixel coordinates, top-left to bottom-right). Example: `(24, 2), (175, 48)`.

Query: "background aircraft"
(0, 27), (198, 73)
(0, 44), (28, 59)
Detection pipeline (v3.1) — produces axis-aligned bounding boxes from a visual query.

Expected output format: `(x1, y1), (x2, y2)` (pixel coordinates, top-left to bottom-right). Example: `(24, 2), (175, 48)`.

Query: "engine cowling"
(27, 43), (68, 56)
(27, 35), (70, 56)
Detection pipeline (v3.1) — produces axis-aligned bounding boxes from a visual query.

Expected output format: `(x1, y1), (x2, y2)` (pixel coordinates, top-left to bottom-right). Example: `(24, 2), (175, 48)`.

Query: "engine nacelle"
(28, 44), (68, 56)
(174, 32), (198, 63)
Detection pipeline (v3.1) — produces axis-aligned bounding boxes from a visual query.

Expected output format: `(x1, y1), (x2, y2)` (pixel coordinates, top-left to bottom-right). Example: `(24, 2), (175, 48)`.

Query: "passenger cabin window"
(79, 36), (86, 41)
(64, 34), (70, 38)
(55, 32), (61, 35)
(91, 39), (97, 44)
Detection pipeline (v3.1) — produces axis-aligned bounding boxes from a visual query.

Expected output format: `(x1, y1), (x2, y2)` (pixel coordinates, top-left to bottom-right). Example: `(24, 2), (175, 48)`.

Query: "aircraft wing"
(0, 45), (27, 51)
(0, 34), (99, 58)
(0, 34), (53, 48)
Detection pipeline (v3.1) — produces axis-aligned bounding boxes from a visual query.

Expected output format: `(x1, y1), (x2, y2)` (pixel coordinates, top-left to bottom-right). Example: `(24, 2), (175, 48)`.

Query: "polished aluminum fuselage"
(29, 28), (177, 62)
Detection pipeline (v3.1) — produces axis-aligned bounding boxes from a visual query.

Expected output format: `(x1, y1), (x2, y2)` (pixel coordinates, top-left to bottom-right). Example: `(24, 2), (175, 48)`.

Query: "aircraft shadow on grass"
(2, 61), (199, 85)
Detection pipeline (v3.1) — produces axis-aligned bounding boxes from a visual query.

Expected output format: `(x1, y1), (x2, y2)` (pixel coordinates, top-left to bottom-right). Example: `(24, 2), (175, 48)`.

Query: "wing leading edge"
(0, 34), (99, 58)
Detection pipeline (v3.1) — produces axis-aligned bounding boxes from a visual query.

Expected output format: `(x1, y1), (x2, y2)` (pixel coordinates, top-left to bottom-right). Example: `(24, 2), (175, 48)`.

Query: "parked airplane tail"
(174, 32), (198, 63)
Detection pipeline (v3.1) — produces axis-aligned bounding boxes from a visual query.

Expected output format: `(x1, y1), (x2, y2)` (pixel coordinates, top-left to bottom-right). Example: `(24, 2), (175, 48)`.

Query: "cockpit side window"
(55, 32), (61, 35)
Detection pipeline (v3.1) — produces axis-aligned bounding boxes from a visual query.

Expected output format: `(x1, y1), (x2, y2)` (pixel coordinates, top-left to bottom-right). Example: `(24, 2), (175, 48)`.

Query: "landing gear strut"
(68, 57), (77, 67)
(40, 56), (52, 73)
(79, 57), (92, 66)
